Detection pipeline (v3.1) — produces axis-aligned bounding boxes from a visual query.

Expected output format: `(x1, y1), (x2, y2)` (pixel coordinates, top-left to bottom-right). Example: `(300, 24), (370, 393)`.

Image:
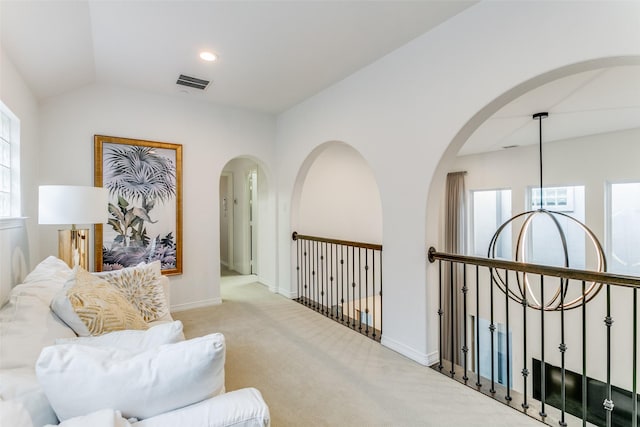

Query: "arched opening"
(290, 141), (384, 340)
(219, 156), (275, 292)
(293, 141), (382, 243)
(426, 57), (640, 423)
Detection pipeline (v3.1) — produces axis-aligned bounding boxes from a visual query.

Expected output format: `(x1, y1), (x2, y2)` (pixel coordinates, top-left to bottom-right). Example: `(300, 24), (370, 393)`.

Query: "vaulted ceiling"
(1, 1), (638, 154)
(0, 0), (475, 113)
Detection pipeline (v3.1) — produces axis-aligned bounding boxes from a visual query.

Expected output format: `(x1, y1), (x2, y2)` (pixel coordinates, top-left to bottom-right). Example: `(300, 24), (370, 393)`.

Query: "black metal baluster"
(324, 242), (329, 315)
(358, 247), (363, 332)
(438, 260), (443, 371)
(316, 241), (320, 310)
(319, 243), (324, 313)
(540, 275), (547, 418)
(304, 240), (309, 306)
(365, 248), (370, 336)
(633, 287), (638, 427)
(522, 278), (529, 410)
(296, 238), (300, 300)
(341, 245), (345, 323)
(462, 263), (469, 382)
(604, 284), (614, 427)
(379, 250), (383, 339)
(582, 280), (587, 426)
(325, 242), (329, 315)
(475, 264), (482, 388)
(330, 243), (334, 318)
(490, 267), (496, 394)
(372, 251), (376, 339)
(450, 260), (455, 376)
(505, 269), (512, 402)
(352, 246), (356, 328)
(560, 278), (567, 427)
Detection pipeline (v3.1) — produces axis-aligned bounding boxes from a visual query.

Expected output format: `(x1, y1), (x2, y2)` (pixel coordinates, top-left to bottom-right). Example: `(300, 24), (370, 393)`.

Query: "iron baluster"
(490, 266), (496, 394)
(475, 264), (482, 388)
(505, 269), (512, 402)
(450, 261), (455, 376)
(582, 280), (587, 427)
(438, 260), (443, 371)
(372, 251), (376, 339)
(560, 278), (567, 427)
(358, 247), (363, 332)
(633, 288), (638, 427)
(522, 282), (528, 410)
(341, 246), (345, 323)
(462, 263), (468, 382)
(365, 248), (370, 336)
(352, 246), (356, 329)
(540, 275), (546, 418)
(605, 284), (613, 427)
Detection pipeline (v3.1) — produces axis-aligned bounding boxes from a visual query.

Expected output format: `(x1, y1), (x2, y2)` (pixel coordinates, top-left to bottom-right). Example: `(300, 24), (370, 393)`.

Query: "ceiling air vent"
(176, 74), (210, 90)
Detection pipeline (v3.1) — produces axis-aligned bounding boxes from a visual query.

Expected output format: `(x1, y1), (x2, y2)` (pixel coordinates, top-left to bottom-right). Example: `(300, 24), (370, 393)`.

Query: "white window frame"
(469, 188), (512, 258)
(530, 186), (574, 212)
(606, 180), (640, 275)
(0, 100), (22, 228)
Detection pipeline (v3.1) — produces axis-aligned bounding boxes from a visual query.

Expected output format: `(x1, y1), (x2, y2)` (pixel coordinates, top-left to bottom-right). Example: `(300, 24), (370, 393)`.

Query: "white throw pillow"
(50, 267), (148, 336)
(0, 292), (77, 370)
(94, 261), (169, 323)
(55, 320), (184, 350)
(132, 388), (271, 427)
(36, 333), (226, 421)
(22, 256), (72, 285)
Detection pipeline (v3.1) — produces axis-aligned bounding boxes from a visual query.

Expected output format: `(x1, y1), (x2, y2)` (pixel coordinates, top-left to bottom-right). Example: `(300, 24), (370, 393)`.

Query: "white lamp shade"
(39, 185), (108, 225)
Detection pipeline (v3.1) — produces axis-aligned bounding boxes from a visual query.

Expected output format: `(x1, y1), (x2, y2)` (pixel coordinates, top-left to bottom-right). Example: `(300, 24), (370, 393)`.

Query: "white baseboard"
(426, 351), (439, 366)
(257, 276), (276, 293)
(170, 297), (222, 313)
(381, 335), (430, 366)
(277, 288), (298, 299)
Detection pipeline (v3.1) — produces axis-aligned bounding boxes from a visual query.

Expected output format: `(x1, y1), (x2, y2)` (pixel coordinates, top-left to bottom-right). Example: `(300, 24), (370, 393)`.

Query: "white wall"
(37, 83), (276, 310)
(297, 142), (382, 244)
(276, 1), (640, 364)
(0, 46), (40, 303)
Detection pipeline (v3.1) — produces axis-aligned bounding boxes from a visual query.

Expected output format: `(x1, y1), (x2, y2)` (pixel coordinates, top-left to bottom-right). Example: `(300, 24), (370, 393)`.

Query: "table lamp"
(38, 185), (108, 270)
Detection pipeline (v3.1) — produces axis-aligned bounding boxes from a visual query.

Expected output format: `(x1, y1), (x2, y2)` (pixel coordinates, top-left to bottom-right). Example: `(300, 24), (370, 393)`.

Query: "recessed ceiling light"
(199, 51), (217, 62)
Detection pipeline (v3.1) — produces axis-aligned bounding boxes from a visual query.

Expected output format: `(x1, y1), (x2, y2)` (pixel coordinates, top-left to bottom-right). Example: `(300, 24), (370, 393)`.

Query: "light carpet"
(173, 277), (540, 427)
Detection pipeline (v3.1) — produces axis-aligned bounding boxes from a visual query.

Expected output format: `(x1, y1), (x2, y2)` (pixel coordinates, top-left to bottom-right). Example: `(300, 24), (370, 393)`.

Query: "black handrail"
(428, 247), (640, 289)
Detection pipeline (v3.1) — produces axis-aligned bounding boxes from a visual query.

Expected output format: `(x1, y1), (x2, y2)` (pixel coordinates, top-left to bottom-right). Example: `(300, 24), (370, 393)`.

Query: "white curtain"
(442, 171), (466, 365)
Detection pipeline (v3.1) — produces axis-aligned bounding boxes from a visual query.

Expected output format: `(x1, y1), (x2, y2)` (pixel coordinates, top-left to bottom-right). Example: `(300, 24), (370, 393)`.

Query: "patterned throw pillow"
(95, 261), (169, 323)
(51, 268), (148, 336)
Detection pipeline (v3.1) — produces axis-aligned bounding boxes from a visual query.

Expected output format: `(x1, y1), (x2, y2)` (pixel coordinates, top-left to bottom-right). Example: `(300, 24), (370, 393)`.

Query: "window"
(607, 182), (640, 276)
(531, 186), (574, 211)
(526, 185), (585, 268)
(471, 189), (511, 258)
(0, 101), (19, 219)
(471, 316), (512, 387)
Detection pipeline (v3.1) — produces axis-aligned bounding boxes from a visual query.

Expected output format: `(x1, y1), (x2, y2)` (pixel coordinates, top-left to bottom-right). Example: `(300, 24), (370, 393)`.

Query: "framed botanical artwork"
(94, 135), (183, 275)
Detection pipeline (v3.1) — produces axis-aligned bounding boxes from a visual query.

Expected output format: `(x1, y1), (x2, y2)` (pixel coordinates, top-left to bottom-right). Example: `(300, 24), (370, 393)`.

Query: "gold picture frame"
(94, 135), (183, 275)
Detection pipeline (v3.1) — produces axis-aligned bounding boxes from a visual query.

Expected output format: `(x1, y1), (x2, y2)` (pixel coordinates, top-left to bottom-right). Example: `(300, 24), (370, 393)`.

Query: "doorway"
(219, 158), (261, 278)
(219, 171), (235, 276)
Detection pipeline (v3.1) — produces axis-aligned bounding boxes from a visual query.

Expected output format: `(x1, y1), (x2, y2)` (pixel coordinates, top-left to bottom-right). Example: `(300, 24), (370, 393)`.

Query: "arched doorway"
(219, 156), (275, 291)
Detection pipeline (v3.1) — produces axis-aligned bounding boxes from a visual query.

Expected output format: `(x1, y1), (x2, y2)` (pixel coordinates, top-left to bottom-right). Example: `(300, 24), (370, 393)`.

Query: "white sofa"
(0, 257), (270, 427)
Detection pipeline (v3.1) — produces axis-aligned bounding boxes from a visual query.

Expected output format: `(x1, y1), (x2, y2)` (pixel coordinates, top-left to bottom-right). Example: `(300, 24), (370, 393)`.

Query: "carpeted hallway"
(172, 276), (540, 427)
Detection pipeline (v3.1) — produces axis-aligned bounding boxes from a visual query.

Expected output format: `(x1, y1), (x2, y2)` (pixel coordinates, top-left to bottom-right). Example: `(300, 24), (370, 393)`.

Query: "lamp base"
(58, 229), (89, 270)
